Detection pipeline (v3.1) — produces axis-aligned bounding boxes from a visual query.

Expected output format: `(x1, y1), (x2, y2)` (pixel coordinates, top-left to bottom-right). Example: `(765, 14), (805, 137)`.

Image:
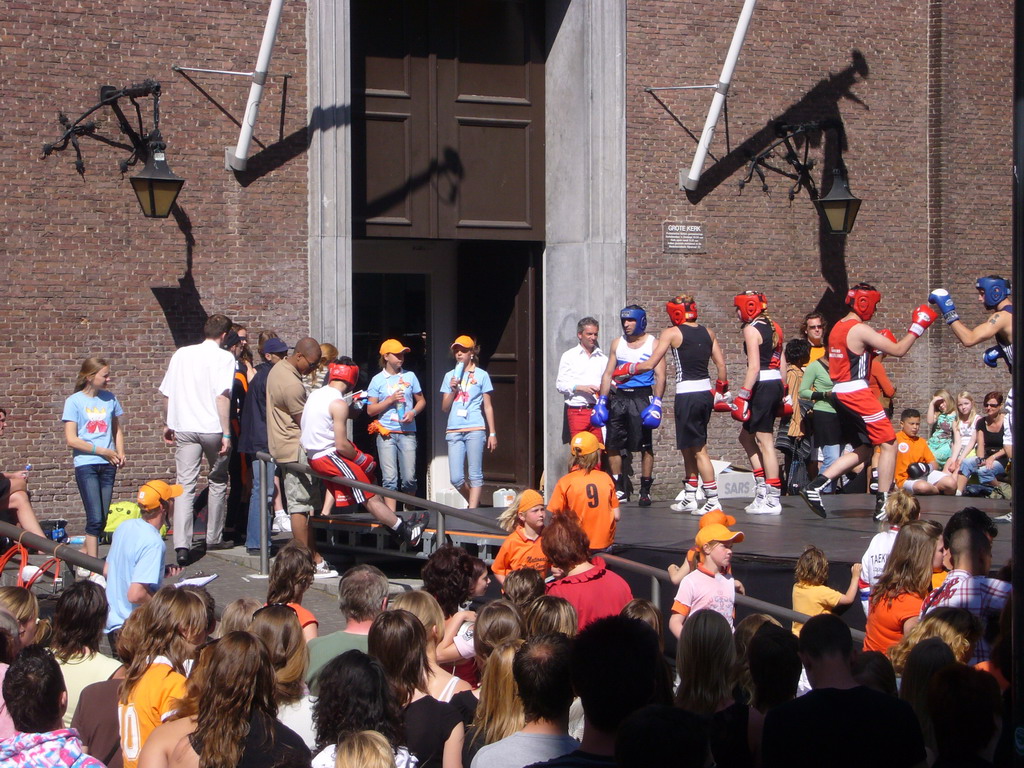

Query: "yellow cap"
(137, 479), (183, 511)
(570, 431), (604, 456)
(379, 339), (411, 355)
(518, 489), (545, 514)
(694, 523), (744, 550)
(451, 335), (476, 350)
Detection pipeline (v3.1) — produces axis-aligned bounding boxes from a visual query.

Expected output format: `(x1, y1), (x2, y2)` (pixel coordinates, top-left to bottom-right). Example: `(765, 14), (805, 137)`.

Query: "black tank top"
(670, 325), (712, 383)
(752, 318), (777, 370)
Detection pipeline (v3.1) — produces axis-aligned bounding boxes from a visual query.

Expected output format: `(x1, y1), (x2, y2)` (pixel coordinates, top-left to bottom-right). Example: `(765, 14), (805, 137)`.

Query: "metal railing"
(253, 452), (860, 637)
(0, 521), (106, 574)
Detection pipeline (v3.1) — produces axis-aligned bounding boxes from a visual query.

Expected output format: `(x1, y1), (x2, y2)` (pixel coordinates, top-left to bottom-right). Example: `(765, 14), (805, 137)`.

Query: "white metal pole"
(682, 0), (758, 191)
(227, 0), (286, 171)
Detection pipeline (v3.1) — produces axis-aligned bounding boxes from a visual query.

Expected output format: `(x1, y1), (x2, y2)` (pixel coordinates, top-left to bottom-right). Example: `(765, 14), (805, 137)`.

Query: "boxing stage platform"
(312, 493), (1013, 632)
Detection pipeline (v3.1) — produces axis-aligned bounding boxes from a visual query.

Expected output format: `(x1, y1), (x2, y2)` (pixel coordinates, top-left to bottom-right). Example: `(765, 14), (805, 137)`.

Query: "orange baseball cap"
(570, 431), (604, 456)
(379, 339), (411, 355)
(137, 479), (183, 511)
(698, 509), (737, 528)
(451, 335), (476, 350)
(695, 523), (744, 550)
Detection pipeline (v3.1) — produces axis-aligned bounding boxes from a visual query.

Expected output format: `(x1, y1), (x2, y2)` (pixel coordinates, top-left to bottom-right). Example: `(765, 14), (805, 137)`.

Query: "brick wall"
(625, 0), (1011, 496)
(0, 0), (310, 525)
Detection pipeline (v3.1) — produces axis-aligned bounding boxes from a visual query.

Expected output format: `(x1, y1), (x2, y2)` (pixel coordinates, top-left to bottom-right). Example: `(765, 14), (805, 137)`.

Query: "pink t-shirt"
(671, 566), (736, 628)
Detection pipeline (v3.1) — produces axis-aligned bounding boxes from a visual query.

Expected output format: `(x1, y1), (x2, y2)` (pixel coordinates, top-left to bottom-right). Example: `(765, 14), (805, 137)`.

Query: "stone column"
(543, 0), (627, 495)
(307, 0), (352, 347)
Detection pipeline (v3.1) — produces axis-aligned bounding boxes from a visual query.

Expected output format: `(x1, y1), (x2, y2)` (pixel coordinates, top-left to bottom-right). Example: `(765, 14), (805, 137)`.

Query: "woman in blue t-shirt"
(62, 357), (125, 559)
(440, 336), (496, 509)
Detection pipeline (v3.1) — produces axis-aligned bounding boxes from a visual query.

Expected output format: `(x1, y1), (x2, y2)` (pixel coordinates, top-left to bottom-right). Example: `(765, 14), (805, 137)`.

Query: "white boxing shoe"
(744, 485), (767, 514)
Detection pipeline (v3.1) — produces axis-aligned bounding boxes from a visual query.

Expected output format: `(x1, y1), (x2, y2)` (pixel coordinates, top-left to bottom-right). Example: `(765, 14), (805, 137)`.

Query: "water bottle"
(395, 380), (407, 421)
(453, 362), (464, 387)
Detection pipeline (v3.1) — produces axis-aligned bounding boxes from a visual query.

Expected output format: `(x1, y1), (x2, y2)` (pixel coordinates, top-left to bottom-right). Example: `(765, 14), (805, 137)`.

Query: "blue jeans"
(377, 433), (417, 495)
(820, 443), (841, 493)
(246, 458), (278, 549)
(74, 462), (116, 536)
(447, 430), (486, 488)
(959, 456), (1005, 485)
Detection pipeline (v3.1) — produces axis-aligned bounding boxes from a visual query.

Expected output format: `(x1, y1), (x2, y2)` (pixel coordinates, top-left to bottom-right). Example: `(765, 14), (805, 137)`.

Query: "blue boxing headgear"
(977, 276), (1011, 309)
(620, 305), (647, 335)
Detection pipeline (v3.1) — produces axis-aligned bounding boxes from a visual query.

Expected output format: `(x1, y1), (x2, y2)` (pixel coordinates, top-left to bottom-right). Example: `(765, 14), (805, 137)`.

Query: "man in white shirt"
(159, 314), (237, 566)
(555, 317), (607, 443)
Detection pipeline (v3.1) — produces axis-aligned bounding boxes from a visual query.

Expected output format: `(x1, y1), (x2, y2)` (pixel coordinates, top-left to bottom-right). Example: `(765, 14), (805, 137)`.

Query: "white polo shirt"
(555, 344), (608, 407)
(159, 339), (236, 433)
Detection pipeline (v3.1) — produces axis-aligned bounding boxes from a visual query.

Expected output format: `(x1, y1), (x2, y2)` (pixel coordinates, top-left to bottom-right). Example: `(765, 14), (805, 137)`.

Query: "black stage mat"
(609, 494), (1013, 566)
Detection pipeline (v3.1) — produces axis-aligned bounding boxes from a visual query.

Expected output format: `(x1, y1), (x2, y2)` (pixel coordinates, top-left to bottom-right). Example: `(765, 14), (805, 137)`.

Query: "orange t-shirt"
(492, 528), (548, 576)
(893, 431), (935, 486)
(547, 468), (619, 550)
(119, 660), (187, 768)
(863, 591), (925, 653)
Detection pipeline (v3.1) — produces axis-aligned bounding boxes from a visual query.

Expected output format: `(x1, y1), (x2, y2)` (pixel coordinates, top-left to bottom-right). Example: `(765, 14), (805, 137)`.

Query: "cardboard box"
(673, 460), (756, 500)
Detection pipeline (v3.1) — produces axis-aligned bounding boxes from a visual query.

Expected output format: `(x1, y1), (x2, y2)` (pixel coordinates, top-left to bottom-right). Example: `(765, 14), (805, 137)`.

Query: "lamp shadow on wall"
(685, 50), (870, 324)
(151, 204), (208, 347)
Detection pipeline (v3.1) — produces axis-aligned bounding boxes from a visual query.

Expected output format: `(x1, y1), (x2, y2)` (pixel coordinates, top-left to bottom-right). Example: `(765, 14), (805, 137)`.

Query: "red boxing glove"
(713, 380), (732, 412)
(612, 362), (638, 382)
(352, 449), (378, 479)
(908, 304), (939, 338)
(730, 388), (752, 422)
(776, 394), (794, 418)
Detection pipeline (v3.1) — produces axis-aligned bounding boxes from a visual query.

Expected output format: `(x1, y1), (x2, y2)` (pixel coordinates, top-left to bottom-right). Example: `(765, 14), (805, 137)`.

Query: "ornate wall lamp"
(42, 80), (184, 218)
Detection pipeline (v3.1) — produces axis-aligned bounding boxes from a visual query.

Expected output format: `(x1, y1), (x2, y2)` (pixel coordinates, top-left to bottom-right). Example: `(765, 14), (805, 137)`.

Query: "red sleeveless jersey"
(828, 318), (870, 383)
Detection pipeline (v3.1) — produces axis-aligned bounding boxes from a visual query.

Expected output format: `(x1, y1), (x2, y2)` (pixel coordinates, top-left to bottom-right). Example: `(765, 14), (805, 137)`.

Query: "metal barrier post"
(259, 459), (270, 575)
(436, 509), (446, 547)
(650, 574), (660, 607)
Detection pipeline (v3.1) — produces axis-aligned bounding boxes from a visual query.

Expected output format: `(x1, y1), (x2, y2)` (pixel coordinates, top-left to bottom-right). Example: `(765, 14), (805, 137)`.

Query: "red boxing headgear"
(733, 292), (767, 323)
(666, 295), (698, 325)
(846, 285), (881, 321)
(327, 363), (359, 390)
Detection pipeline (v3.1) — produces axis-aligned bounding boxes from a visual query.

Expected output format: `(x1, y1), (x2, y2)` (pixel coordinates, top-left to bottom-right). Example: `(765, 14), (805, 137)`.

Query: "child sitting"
(791, 545), (860, 635)
(894, 408), (957, 496)
(668, 523), (744, 638)
(491, 489), (548, 584)
(547, 431), (620, 551)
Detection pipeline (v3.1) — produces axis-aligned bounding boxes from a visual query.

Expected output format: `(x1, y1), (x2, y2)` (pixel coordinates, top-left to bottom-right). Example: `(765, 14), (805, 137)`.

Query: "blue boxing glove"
(641, 397), (663, 429)
(983, 345), (1007, 368)
(590, 395), (609, 428)
(928, 289), (960, 325)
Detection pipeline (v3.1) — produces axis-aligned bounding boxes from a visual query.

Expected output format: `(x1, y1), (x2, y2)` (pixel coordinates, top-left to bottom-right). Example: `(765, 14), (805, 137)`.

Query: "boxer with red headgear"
(619, 293), (728, 515)
(594, 305), (666, 506)
(732, 291), (786, 515)
(301, 356), (428, 546)
(800, 283), (938, 520)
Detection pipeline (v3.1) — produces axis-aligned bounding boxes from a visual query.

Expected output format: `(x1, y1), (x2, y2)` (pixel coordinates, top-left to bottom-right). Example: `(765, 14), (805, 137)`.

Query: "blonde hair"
(390, 590), (445, 646)
(955, 391), (979, 426)
(887, 607), (981, 675)
(335, 731), (396, 768)
(249, 603), (310, 706)
(620, 599), (664, 651)
(471, 640), (525, 747)
(474, 600), (523, 669)
(0, 586), (46, 646)
(882, 489), (921, 529)
(523, 595), (577, 638)
(932, 389), (955, 415)
(121, 587), (208, 704)
(568, 450), (600, 473)
(309, 343), (339, 387)
(74, 357), (109, 392)
(497, 490), (544, 533)
(216, 597), (262, 637)
(794, 546), (829, 586)
(675, 610), (736, 715)
(870, 520), (941, 608)
(733, 613), (782, 704)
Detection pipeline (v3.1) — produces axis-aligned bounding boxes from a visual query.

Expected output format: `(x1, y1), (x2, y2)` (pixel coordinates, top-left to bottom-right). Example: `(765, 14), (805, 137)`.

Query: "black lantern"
(130, 141), (184, 218)
(813, 167), (861, 235)
(43, 80), (184, 218)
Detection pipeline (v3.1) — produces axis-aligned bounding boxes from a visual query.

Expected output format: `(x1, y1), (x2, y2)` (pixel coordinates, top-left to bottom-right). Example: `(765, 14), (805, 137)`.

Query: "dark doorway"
(351, 273), (430, 498)
(457, 241), (543, 497)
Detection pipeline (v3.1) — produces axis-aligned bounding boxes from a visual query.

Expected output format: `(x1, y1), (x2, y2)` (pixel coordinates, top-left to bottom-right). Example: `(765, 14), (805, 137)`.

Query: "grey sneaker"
(313, 559), (339, 579)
